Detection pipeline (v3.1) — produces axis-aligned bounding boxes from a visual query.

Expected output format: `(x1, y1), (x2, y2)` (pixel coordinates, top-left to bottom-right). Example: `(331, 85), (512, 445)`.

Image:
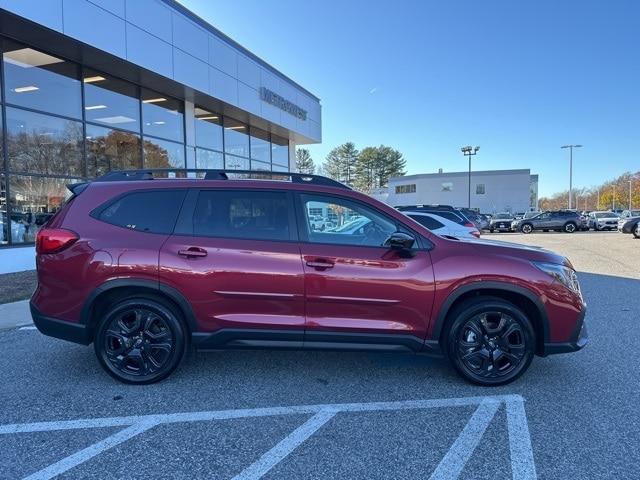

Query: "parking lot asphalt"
(1, 231), (638, 479)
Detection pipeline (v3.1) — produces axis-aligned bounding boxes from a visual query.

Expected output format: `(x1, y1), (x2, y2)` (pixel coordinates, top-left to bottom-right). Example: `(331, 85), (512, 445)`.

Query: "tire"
(94, 296), (187, 384)
(634, 223), (640, 239)
(489, 228), (494, 233)
(543, 229), (549, 232)
(563, 222), (577, 233)
(445, 297), (535, 386)
(520, 223), (533, 234)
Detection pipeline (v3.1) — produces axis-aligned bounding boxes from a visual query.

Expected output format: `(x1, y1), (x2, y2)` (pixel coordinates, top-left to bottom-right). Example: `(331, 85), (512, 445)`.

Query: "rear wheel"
(94, 297), (186, 384)
(634, 223), (640, 239)
(520, 223), (533, 234)
(446, 297), (535, 386)
(564, 222), (577, 233)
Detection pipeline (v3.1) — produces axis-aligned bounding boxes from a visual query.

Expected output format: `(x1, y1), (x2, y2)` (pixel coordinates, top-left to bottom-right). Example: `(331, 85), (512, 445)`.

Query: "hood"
(452, 236), (570, 267)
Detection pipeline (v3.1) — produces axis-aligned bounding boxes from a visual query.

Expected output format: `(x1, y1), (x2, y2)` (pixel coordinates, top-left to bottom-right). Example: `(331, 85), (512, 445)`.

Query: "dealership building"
(0, 0), (321, 272)
(378, 169), (539, 214)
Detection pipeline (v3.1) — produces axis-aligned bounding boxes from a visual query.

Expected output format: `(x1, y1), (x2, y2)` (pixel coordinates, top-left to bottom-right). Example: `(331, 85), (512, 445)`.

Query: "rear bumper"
(542, 306), (588, 355)
(30, 302), (92, 345)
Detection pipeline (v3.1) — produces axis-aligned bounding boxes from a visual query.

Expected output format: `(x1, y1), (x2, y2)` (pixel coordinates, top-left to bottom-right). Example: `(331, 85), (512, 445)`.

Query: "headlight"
(532, 261), (582, 297)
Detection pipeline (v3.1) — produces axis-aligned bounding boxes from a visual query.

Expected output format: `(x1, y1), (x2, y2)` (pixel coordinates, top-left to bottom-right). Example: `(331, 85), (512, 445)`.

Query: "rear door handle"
(178, 247), (208, 258)
(306, 259), (334, 270)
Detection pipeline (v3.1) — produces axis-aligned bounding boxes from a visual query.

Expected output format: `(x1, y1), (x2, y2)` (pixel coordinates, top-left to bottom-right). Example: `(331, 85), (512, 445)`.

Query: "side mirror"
(384, 231), (415, 251)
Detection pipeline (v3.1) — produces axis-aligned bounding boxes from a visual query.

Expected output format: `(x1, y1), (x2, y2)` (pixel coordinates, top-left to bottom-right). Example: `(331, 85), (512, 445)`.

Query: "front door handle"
(178, 247), (208, 258)
(306, 259), (334, 270)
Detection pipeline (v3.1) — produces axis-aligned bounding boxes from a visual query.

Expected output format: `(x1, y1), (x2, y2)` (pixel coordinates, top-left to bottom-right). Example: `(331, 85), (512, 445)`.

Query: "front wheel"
(94, 297), (186, 384)
(634, 223), (640, 239)
(520, 223), (533, 234)
(446, 297), (535, 386)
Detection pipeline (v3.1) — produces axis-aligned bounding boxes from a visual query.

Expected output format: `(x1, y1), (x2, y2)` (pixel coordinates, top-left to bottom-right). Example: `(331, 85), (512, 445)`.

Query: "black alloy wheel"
(447, 298), (535, 386)
(95, 297), (186, 384)
(521, 223), (533, 234)
(564, 222), (577, 233)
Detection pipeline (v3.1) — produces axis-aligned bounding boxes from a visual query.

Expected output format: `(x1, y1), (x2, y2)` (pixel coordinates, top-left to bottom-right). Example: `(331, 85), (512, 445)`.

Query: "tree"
(354, 145), (406, 193)
(323, 142), (359, 187)
(295, 148), (315, 174)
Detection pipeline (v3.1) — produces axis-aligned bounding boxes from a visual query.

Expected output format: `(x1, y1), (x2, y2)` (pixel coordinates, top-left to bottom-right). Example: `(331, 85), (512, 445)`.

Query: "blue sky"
(179, 0), (640, 197)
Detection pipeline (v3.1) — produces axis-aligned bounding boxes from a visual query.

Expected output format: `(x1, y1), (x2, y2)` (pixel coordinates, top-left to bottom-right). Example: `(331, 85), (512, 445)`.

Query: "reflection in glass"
(223, 118), (249, 158)
(143, 137), (185, 169)
(86, 124), (142, 177)
(250, 127), (270, 163)
(250, 159), (271, 171)
(196, 148), (223, 170)
(271, 135), (289, 167)
(3, 41), (81, 119)
(6, 107), (83, 176)
(225, 155), (249, 170)
(194, 107), (223, 151)
(84, 70), (140, 132)
(0, 175), (7, 245)
(141, 89), (184, 142)
(272, 163), (288, 172)
(8, 175), (70, 244)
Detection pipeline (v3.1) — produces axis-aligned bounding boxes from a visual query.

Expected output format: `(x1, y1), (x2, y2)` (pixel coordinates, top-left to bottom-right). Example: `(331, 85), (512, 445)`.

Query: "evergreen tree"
(354, 145), (406, 193)
(323, 142), (359, 186)
(295, 148), (315, 174)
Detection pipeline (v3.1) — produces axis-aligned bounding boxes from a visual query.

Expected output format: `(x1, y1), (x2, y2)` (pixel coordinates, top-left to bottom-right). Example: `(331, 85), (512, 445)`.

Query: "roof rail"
(94, 169), (351, 189)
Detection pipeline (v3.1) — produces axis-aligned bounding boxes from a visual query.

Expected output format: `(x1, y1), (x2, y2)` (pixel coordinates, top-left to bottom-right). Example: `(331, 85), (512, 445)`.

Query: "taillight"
(36, 228), (78, 254)
(471, 230), (481, 238)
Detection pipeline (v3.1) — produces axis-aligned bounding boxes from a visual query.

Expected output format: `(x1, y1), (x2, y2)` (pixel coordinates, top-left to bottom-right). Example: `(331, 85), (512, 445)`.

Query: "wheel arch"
(80, 279), (198, 341)
(432, 281), (549, 355)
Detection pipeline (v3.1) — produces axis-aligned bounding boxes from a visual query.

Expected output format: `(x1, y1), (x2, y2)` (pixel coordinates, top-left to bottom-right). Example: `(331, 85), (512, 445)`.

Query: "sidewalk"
(0, 300), (33, 330)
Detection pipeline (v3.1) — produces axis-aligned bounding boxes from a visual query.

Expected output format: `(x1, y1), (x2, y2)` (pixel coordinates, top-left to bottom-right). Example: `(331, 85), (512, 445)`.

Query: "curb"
(0, 300), (33, 330)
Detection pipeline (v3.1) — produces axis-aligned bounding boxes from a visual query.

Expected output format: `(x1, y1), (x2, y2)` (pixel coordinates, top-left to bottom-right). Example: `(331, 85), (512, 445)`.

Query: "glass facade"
(0, 38), (290, 247)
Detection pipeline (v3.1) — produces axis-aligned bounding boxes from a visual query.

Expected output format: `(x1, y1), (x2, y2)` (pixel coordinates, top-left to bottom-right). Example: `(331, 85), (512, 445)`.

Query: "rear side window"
(427, 210), (463, 224)
(408, 214), (444, 230)
(97, 190), (186, 234)
(193, 190), (291, 241)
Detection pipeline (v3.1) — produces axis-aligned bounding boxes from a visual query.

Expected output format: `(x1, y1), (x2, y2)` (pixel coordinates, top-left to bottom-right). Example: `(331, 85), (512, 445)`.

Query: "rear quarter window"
(95, 190), (186, 234)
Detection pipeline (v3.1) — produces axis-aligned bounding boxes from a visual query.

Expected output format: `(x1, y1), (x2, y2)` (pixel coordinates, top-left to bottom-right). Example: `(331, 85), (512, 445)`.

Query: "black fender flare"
(80, 278), (198, 334)
(430, 281), (549, 345)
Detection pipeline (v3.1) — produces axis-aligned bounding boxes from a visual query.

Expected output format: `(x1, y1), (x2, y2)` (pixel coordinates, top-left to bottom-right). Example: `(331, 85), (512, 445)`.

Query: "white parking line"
(1, 394), (536, 480)
(232, 410), (336, 480)
(18, 326), (37, 331)
(22, 420), (158, 480)
(429, 399), (500, 479)
(506, 396), (537, 479)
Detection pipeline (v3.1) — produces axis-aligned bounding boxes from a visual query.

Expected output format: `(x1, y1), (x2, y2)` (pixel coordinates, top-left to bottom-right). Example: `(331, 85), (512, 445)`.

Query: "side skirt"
(192, 329), (443, 356)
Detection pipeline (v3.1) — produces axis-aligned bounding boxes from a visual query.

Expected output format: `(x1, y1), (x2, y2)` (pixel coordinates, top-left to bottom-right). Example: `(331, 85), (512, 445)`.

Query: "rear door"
(159, 188), (305, 345)
(296, 193), (435, 349)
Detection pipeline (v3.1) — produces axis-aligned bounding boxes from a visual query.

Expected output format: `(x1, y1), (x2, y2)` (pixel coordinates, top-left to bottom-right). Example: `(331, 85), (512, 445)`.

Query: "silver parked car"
(588, 211), (619, 231)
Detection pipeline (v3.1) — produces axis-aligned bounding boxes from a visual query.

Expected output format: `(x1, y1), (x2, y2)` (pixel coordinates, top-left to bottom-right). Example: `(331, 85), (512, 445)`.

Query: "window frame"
(293, 191), (431, 250)
(174, 188), (298, 243)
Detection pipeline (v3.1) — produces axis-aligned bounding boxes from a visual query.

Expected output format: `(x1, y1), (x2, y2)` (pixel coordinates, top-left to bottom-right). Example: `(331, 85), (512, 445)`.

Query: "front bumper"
(30, 302), (92, 345)
(542, 306), (588, 355)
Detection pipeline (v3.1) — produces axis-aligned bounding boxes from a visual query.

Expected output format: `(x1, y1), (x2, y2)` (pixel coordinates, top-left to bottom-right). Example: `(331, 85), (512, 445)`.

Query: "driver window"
(300, 194), (396, 247)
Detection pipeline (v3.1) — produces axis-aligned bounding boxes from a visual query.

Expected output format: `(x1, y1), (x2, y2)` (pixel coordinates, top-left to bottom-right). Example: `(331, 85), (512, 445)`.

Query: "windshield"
(494, 214), (512, 219)
(595, 212), (617, 218)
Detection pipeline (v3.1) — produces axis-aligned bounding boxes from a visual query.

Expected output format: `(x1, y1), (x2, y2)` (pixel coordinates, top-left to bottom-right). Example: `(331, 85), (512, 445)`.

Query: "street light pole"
(461, 146), (480, 209)
(629, 178), (633, 210)
(561, 145), (583, 209)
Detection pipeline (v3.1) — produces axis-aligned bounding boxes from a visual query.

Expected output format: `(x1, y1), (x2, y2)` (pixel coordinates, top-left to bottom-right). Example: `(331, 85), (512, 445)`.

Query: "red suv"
(31, 170), (587, 385)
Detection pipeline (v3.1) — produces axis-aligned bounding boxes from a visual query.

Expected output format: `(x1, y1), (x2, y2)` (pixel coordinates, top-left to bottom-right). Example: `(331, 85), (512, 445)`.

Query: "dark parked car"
(513, 210), (583, 234)
(617, 210), (640, 236)
(31, 170), (587, 386)
(457, 207), (490, 231)
(489, 213), (515, 232)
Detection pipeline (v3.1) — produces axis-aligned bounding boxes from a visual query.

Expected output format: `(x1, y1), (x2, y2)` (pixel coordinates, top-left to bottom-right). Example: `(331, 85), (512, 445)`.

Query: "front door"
(296, 193), (435, 350)
(159, 188), (305, 346)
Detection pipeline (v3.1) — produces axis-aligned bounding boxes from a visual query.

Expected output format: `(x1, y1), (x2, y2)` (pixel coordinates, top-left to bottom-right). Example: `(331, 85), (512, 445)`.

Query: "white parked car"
(405, 211), (481, 238)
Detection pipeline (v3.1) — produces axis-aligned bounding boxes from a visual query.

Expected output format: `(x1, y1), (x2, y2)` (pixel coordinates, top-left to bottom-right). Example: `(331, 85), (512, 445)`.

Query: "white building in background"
(379, 169), (539, 214)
